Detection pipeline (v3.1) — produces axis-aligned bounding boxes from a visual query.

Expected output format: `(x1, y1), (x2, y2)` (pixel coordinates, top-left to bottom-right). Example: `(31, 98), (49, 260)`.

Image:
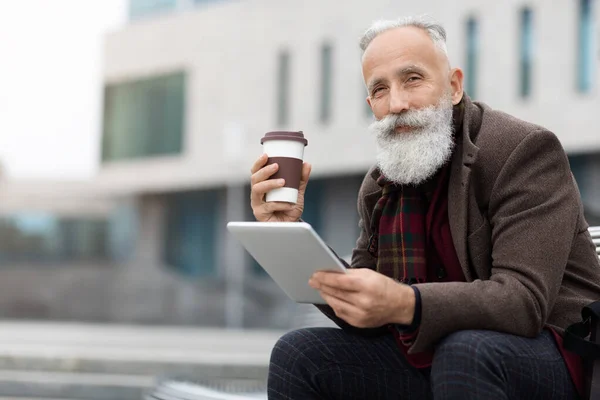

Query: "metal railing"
(147, 379), (267, 400)
(591, 226), (600, 257)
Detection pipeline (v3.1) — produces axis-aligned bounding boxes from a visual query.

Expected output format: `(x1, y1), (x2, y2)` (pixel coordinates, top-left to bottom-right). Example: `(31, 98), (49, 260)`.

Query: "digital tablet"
(226, 221), (347, 304)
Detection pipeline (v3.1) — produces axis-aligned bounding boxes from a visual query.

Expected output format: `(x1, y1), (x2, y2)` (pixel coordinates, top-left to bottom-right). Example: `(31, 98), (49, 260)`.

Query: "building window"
(319, 43), (333, 123)
(0, 214), (108, 264)
(102, 72), (185, 162)
(465, 17), (479, 99)
(243, 186), (266, 277)
(301, 179), (324, 235)
(577, 0), (595, 93)
(129, 0), (177, 19)
(129, 0), (225, 18)
(569, 154), (588, 200)
(364, 82), (373, 118)
(519, 7), (534, 98)
(193, 0), (222, 6)
(164, 190), (220, 277)
(365, 98), (373, 118)
(58, 218), (109, 261)
(108, 201), (137, 263)
(276, 51), (290, 126)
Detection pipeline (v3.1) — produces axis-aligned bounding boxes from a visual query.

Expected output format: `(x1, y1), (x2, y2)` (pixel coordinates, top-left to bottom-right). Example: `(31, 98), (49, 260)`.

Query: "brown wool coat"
(321, 94), (600, 354)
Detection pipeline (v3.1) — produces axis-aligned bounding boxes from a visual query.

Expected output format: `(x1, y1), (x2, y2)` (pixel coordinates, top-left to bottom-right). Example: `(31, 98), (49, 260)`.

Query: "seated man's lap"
(269, 328), (578, 400)
(268, 327), (430, 400)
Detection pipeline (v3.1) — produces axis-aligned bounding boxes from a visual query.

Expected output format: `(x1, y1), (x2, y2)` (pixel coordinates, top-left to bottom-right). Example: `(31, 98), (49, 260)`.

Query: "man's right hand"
(250, 154), (311, 222)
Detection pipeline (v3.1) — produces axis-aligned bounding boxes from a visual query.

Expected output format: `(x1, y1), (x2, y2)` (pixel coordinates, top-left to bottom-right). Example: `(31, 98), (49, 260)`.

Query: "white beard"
(369, 93), (455, 185)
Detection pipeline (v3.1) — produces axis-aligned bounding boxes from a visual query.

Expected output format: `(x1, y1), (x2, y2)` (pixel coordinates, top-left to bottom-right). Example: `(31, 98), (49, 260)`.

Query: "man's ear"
(449, 68), (464, 104)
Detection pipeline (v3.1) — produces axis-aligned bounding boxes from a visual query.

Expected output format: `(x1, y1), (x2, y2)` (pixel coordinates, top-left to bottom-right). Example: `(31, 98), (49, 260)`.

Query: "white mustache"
(373, 105), (439, 138)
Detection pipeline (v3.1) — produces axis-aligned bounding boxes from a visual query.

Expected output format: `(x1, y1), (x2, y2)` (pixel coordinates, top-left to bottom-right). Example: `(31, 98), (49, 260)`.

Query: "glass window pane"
(364, 81), (372, 118)
(276, 51), (290, 126)
(520, 7), (533, 98)
(465, 17), (479, 99)
(319, 44), (333, 123)
(164, 190), (220, 277)
(577, 0), (595, 93)
(129, 0), (177, 19)
(0, 214), (108, 263)
(102, 72), (185, 162)
(302, 179), (324, 235)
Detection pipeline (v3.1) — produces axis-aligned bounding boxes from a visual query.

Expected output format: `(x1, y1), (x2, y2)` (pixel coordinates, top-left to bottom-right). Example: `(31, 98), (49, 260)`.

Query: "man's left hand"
(309, 268), (416, 328)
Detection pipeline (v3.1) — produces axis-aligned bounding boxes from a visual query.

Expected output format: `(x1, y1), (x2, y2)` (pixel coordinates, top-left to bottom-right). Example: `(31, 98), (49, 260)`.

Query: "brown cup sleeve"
(266, 157), (303, 190)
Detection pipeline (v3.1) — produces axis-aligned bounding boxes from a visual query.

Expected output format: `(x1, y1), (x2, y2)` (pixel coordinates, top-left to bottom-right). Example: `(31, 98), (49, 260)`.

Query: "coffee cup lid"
(261, 131), (308, 146)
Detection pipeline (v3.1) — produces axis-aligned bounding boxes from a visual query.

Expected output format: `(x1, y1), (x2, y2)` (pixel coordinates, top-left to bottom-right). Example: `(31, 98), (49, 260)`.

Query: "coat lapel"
(448, 95), (480, 281)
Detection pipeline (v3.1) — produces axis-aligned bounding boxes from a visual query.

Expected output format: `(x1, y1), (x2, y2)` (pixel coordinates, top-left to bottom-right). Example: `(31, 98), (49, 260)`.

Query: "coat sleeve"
(409, 129), (581, 353)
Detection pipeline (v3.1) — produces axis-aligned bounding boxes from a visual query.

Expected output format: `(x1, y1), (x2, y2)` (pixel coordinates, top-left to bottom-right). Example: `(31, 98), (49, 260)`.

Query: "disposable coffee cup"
(260, 131), (308, 203)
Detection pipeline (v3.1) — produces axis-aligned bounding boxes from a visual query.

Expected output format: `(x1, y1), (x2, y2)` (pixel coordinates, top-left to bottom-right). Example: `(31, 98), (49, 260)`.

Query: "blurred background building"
(0, 0), (598, 329)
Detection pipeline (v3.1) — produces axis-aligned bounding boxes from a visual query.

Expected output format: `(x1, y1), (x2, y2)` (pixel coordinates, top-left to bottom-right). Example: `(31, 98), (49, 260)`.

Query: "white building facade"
(95, 0), (600, 327)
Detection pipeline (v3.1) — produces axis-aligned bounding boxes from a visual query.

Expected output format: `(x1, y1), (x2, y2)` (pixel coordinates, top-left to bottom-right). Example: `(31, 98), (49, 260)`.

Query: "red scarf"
(369, 176), (438, 283)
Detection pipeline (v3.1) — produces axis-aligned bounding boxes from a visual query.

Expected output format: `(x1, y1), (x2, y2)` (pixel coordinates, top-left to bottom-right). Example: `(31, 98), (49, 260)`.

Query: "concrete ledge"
(0, 322), (280, 379)
(0, 370), (152, 399)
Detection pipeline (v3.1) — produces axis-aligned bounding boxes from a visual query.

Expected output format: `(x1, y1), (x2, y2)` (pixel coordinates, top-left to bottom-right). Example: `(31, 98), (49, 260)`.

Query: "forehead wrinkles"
(362, 27), (448, 80)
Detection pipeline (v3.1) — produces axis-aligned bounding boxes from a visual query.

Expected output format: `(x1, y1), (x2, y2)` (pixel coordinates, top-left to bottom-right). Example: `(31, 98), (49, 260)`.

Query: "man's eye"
(372, 88), (383, 95)
(407, 76), (421, 82)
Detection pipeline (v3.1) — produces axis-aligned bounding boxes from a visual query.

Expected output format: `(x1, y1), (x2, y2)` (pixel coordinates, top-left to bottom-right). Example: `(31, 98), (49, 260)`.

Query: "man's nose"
(389, 86), (410, 114)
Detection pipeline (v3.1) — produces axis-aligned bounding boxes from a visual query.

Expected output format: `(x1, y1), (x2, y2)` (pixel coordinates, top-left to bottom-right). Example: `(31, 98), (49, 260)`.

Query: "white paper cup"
(260, 131), (308, 204)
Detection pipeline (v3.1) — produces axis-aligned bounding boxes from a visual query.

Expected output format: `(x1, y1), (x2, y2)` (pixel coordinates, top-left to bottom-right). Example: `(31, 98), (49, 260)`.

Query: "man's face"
(362, 26), (464, 185)
(362, 26), (461, 123)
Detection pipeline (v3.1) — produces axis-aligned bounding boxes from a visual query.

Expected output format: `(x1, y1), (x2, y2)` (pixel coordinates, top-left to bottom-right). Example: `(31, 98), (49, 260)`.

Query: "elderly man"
(250, 16), (600, 400)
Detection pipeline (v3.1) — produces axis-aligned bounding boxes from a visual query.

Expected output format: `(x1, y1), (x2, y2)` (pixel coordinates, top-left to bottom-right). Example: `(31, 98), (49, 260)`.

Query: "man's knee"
(270, 328), (335, 369)
(433, 330), (507, 370)
(430, 330), (510, 399)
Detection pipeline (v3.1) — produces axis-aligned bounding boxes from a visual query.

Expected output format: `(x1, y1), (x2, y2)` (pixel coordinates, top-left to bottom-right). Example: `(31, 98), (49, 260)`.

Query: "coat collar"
(447, 93), (483, 279)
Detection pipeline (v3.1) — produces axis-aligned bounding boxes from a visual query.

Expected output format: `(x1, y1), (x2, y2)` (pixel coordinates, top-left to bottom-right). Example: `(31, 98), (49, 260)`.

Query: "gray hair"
(359, 16), (448, 57)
